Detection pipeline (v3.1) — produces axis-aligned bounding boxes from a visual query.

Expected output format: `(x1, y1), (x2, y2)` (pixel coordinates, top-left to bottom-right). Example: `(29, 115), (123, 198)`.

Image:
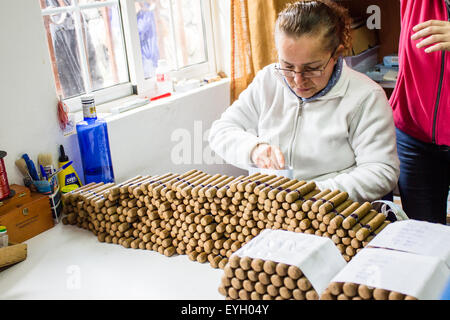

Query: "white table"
(0, 223), (224, 300)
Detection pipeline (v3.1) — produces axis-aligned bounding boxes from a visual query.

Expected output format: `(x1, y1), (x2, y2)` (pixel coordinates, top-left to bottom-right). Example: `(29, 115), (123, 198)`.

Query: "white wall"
(0, 0), (241, 188)
(0, 0), (76, 186)
(107, 80), (246, 182)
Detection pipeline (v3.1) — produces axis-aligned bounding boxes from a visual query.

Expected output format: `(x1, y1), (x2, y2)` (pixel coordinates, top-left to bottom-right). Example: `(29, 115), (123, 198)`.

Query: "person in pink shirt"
(390, 0), (450, 224)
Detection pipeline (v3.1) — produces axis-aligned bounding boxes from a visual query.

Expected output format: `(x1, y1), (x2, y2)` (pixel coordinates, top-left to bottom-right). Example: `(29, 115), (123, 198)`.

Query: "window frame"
(41, 0), (219, 113)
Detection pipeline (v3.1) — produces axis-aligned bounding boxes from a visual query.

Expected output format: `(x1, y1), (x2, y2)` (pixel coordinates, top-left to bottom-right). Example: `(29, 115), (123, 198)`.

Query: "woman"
(208, 0), (400, 203)
(390, 0), (450, 224)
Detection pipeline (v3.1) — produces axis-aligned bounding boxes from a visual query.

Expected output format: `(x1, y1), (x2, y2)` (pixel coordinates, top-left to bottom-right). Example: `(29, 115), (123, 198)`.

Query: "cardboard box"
(345, 21), (379, 57)
(0, 192), (54, 243)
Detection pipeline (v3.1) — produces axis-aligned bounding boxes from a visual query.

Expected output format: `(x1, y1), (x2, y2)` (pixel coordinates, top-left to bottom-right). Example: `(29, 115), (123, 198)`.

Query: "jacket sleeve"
(208, 70), (269, 170)
(314, 89), (400, 202)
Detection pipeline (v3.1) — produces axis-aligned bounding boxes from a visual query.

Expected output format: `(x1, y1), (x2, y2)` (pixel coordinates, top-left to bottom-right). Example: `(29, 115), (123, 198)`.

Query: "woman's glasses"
(275, 48), (337, 79)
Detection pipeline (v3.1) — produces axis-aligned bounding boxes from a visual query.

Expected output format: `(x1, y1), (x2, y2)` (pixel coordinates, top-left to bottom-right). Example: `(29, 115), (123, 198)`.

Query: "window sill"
(69, 78), (230, 125)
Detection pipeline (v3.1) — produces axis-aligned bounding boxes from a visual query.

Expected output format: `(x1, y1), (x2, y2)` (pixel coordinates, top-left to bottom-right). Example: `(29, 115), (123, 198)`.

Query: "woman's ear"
(334, 44), (346, 58)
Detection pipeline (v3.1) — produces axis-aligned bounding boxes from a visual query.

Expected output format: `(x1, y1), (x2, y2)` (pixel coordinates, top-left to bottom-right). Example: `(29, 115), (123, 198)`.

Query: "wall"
(0, 0), (241, 189)
(0, 0), (77, 186)
(106, 80), (246, 183)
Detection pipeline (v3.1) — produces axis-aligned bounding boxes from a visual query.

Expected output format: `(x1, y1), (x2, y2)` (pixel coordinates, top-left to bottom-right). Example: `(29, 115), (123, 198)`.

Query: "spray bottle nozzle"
(59, 145), (69, 163)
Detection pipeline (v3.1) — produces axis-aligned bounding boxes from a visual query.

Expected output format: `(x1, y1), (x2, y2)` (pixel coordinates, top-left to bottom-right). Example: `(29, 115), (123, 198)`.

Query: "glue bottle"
(57, 145), (82, 194)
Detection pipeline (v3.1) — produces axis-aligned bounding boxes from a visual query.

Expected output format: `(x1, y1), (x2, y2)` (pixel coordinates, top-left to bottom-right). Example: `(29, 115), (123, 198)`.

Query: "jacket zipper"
(432, 1), (450, 144)
(288, 99), (303, 168)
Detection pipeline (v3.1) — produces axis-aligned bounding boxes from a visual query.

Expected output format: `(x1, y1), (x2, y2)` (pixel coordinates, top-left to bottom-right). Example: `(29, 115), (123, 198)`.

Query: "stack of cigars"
(61, 170), (396, 299)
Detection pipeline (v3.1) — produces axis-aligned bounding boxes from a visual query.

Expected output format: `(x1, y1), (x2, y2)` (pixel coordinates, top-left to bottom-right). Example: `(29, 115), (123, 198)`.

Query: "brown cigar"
(348, 209), (378, 238)
(355, 212), (386, 241)
(311, 190), (341, 213)
(342, 202), (372, 230)
(285, 182), (317, 203)
(329, 202), (361, 229)
(302, 189), (331, 212)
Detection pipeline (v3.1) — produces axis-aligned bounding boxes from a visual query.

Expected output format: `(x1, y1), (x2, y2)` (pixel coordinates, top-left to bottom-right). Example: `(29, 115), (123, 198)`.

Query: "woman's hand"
(411, 20), (450, 53)
(251, 143), (286, 170)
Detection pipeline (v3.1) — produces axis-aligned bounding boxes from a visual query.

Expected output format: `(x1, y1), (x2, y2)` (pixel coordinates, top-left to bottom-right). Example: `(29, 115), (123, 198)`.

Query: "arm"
(315, 89), (400, 202)
(208, 70), (267, 170)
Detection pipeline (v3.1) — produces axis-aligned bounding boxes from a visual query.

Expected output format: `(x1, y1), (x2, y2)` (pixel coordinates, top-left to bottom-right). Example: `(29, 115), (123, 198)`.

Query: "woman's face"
(276, 32), (338, 99)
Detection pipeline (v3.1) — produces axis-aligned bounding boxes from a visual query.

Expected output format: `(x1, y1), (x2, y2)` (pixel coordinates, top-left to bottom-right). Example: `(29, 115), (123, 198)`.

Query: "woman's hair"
(275, 0), (352, 54)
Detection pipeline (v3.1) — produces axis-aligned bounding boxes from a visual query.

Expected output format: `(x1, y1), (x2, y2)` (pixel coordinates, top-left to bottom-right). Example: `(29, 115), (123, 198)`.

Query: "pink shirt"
(390, 0), (450, 146)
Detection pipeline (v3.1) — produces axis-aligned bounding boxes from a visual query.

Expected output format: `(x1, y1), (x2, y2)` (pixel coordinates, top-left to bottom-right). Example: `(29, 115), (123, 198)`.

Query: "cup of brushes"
(33, 161), (72, 194)
(15, 153), (70, 195)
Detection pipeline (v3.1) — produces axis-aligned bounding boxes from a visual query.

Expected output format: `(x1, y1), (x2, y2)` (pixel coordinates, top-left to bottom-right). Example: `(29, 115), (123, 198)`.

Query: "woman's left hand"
(411, 20), (450, 53)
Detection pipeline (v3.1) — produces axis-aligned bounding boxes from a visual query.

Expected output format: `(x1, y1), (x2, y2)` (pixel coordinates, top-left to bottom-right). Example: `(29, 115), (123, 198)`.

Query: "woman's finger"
(411, 26), (446, 41)
(272, 147), (286, 170)
(424, 41), (450, 53)
(412, 20), (447, 32)
(415, 34), (445, 48)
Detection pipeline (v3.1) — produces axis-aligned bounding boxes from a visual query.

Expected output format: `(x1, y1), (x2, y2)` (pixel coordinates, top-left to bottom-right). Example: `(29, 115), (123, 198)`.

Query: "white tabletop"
(0, 223), (225, 300)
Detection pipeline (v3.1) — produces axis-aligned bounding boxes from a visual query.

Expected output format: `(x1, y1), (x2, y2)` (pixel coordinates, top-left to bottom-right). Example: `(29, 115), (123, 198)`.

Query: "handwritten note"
(367, 220), (450, 268)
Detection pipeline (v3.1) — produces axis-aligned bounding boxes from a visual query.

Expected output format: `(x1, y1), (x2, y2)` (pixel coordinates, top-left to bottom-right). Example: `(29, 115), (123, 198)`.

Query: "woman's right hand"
(251, 143), (286, 170)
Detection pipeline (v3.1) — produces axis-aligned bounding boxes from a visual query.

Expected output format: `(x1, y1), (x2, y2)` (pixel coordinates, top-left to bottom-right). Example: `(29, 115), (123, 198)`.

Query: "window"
(40, 0), (218, 112)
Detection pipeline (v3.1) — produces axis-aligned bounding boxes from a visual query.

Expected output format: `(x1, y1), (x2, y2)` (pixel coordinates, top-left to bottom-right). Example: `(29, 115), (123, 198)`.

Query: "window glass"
(134, 0), (207, 80)
(41, 0), (129, 99)
(81, 6), (129, 91)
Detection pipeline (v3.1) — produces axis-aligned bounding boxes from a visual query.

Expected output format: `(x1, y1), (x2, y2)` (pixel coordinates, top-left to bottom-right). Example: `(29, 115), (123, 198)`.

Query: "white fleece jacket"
(208, 61), (400, 202)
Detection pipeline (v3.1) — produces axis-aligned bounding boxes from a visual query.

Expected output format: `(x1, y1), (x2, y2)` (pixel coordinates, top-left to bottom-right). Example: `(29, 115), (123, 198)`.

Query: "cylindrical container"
(76, 95), (115, 184)
(155, 59), (173, 95)
(0, 226), (8, 248)
(0, 151), (11, 201)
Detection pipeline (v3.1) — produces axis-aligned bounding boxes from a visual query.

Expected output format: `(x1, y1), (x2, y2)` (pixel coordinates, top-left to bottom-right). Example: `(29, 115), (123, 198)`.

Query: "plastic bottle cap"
(59, 145), (69, 163)
(81, 94), (95, 104)
(157, 59), (168, 68)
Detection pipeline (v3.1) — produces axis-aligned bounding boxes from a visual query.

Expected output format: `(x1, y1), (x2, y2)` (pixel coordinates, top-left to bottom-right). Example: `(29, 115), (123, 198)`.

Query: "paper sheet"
(331, 248), (450, 300)
(367, 220), (450, 268)
(233, 229), (346, 295)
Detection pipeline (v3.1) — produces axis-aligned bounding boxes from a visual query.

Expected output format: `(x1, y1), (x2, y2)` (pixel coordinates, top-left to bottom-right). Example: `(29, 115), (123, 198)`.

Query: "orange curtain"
(231, 0), (295, 102)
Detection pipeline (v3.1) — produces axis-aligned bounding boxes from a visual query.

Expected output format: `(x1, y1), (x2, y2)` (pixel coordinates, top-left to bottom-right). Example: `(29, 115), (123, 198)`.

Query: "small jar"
(0, 226), (8, 248)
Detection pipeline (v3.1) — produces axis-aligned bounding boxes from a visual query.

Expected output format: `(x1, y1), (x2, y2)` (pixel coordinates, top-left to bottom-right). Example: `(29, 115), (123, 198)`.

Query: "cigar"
(245, 175), (277, 193)
(329, 202), (361, 229)
(355, 212), (386, 241)
(362, 221), (390, 245)
(321, 199), (353, 225)
(185, 174), (219, 198)
(270, 180), (304, 201)
(198, 175), (229, 198)
(292, 289), (305, 300)
(342, 202), (372, 230)
(254, 176), (286, 196)
(311, 190), (341, 213)
(302, 189), (331, 212)
(285, 182), (317, 203)
(305, 289), (319, 300)
(348, 209), (378, 238)
(373, 288), (390, 300)
(205, 176), (237, 198)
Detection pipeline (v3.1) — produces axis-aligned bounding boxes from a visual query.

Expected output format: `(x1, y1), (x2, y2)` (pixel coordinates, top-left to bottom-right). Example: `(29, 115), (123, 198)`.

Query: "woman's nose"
(293, 72), (308, 85)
